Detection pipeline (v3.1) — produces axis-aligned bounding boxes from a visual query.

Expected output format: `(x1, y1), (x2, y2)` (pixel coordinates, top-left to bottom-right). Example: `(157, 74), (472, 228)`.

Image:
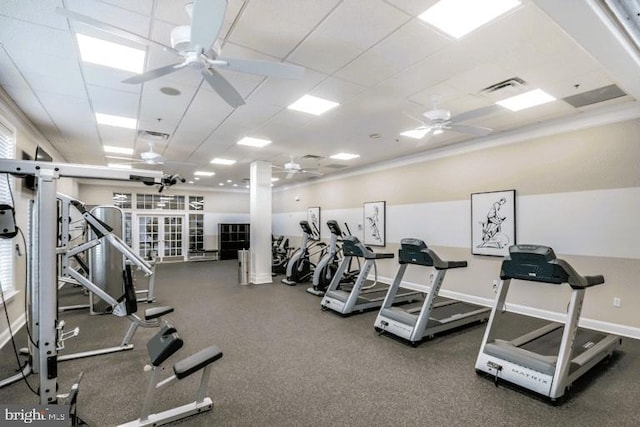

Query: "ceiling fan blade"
(448, 124), (493, 136)
(190, 0), (227, 50)
(214, 57), (305, 79)
(201, 68), (246, 108)
(56, 7), (178, 54)
(416, 131), (434, 147)
(449, 104), (503, 123)
(122, 62), (187, 84)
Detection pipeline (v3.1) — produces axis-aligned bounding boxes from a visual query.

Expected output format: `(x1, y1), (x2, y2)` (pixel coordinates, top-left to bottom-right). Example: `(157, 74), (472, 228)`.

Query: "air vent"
(301, 154), (323, 160)
(480, 77), (527, 93)
(562, 84), (627, 108)
(324, 164), (348, 169)
(138, 130), (170, 141)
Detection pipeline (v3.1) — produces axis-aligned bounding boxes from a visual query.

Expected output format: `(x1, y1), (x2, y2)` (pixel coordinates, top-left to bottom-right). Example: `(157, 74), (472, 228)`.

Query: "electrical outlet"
(613, 297), (621, 308)
(492, 280), (499, 292)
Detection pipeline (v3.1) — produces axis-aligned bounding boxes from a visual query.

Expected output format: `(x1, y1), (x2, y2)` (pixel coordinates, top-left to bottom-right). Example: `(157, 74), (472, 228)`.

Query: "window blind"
(0, 116), (16, 294)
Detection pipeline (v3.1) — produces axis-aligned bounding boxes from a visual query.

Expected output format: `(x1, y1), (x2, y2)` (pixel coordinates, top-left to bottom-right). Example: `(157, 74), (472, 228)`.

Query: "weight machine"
(0, 159), (172, 405)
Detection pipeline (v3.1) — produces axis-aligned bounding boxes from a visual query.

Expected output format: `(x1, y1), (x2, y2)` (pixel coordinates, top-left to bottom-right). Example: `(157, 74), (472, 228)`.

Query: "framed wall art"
(471, 190), (516, 257)
(363, 201), (385, 246)
(307, 206), (320, 239)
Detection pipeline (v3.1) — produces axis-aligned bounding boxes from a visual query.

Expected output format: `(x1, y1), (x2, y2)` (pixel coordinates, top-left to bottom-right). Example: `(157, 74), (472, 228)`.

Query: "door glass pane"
(138, 216), (159, 261)
(163, 216), (183, 257)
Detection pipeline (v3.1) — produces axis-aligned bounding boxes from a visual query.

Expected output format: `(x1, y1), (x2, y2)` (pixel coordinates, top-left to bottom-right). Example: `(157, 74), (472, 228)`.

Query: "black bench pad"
(174, 345), (223, 380)
(144, 306), (174, 320)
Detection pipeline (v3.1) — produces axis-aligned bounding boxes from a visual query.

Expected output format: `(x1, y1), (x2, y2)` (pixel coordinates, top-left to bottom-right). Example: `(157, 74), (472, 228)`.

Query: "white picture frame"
(307, 207), (320, 239)
(363, 201), (385, 246)
(471, 190), (516, 257)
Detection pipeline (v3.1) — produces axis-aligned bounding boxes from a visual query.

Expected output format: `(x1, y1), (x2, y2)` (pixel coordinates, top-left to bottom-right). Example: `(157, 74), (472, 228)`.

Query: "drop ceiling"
(0, 0), (638, 189)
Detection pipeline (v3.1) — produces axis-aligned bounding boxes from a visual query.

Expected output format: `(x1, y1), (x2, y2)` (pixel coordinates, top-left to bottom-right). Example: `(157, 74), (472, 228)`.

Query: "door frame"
(132, 212), (188, 262)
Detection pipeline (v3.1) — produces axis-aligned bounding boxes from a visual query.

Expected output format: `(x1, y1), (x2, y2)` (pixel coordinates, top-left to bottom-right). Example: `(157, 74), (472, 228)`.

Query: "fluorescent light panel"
(400, 128), (429, 139)
(237, 137), (272, 147)
(194, 171), (215, 177)
(287, 94), (339, 116)
(330, 153), (360, 161)
(419, 0), (520, 39)
(496, 89), (556, 111)
(210, 158), (237, 165)
(104, 145), (134, 155)
(76, 34), (145, 73)
(96, 113), (137, 129)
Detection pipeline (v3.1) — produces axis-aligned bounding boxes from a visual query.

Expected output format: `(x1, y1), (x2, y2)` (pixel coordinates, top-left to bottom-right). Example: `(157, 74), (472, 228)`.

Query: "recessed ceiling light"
(237, 137), (272, 147)
(76, 34), (145, 73)
(272, 177), (280, 182)
(188, 181), (194, 184)
(287, 94), (340, 116)
(330, 153), (360, 160)
(104, 145), (134, 155)
(194, 177), (201, 180)
(218, 183), (224, 186)
(496, 89), (556, 111)
(210, 158), (237, 165)
(419, 0), (520, 39)
(107, 163), (132, 169)
(226, 179), (232, 183)
(233, 184), (238, 187)
(96, 113), (137, 129)
(194, 171), (215, 177)
(400, 128), (429, 139)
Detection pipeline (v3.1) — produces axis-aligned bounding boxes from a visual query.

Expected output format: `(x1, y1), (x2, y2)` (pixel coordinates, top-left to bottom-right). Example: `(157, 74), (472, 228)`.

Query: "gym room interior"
(0, 0), (639, 426)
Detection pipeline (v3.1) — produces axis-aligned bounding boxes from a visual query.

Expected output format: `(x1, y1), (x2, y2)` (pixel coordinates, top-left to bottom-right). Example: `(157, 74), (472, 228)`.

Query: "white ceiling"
(0, 0), (638, 189)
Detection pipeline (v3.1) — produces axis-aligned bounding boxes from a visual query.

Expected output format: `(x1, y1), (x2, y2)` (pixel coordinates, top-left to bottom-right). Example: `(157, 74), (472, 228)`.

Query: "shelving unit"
(218, 223), (250, 260)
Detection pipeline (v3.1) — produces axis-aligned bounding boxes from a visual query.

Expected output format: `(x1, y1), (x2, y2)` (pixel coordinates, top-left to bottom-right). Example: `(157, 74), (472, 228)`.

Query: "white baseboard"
(370, 274), (640, 340)
(0, 313), (26, 350)
(250, 273), (273, 285)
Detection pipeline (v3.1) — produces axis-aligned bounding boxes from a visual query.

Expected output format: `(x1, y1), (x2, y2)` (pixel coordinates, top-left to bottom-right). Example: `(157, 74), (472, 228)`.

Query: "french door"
(137, 215), (184, 262)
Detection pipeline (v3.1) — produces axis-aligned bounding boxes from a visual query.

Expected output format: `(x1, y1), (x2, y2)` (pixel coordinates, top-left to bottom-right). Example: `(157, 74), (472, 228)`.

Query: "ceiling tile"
(288, 0), (409, 74)
(229, 0), (341, 58)
(336, 20), (449, 86)
(87, 84), (140, 117)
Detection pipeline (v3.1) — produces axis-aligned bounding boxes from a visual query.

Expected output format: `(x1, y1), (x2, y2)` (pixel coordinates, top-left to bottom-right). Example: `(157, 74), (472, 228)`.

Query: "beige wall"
(273, 119), (640, 336)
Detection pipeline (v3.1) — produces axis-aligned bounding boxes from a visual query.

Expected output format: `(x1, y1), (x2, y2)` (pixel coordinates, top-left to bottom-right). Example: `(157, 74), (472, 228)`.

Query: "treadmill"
(374, 238), (490, 346)
(320, 236), (420, 315)
(475, 244), (622, 401)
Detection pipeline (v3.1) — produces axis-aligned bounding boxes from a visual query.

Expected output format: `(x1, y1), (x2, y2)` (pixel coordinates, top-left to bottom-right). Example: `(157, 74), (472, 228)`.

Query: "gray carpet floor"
(1, 260), (639, 426)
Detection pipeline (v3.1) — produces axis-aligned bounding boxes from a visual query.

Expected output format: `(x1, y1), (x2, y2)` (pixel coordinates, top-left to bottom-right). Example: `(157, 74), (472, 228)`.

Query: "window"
(189, 196), (204, 210)
(0, 116), (16, 295)
(136, 193), (185, 210)
(113, 192), (132, 209)
(189, 214), (204, 253)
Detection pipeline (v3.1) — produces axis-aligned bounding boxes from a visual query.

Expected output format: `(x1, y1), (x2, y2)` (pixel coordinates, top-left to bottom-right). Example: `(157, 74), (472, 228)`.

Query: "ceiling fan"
(273, 156), (322, 179)
(57, 0), (305, 108)
(402, 96), (499, 145)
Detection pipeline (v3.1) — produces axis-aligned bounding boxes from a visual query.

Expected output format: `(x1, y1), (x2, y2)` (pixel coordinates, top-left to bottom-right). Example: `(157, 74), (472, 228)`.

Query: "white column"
(249, 160), (272, 284)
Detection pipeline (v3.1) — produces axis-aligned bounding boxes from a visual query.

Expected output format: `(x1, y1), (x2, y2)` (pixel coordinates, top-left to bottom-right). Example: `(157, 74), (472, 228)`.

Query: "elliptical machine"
(281, 220), (326, 285)
(306, 220), (357, 296)
(272, 234), (293, 275)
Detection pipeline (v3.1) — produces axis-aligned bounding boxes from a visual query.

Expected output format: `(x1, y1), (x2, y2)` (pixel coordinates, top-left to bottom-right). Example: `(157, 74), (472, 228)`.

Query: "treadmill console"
(500, 244), (569, 284)
(342, 235), (366, 257)
(398, 238), (435, 266)
(327, 220), (343, 236)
